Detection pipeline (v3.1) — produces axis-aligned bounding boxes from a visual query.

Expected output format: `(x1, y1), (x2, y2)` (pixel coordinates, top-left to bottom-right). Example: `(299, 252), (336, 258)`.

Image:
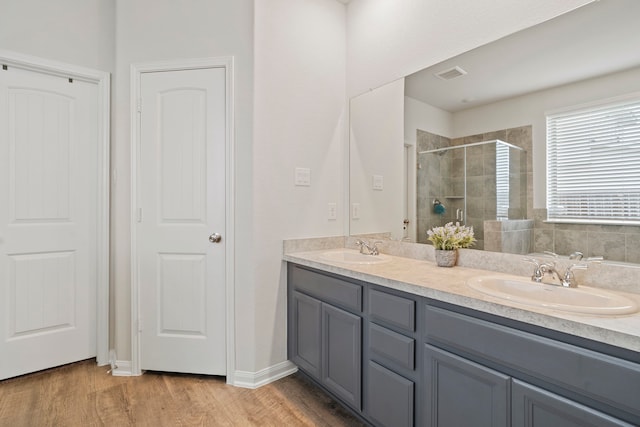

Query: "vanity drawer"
(425, 305), (640, 418)
(369, 323), (415, 370)
(369, 289), (415, 332)
(289, 265), (362, 312)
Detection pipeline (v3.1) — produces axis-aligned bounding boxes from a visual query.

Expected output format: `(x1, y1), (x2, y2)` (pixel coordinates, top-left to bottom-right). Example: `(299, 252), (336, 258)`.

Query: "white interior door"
(137, 67), (226, 375)
(0, 66), (98, 380)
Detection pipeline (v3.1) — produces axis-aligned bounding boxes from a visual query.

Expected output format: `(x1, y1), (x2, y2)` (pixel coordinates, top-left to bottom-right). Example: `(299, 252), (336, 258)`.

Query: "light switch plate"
(372, 174), (383, 190)
(294, 167), (311, 186)
(352, 203), (360, 219)
(328, 203), (337, 220)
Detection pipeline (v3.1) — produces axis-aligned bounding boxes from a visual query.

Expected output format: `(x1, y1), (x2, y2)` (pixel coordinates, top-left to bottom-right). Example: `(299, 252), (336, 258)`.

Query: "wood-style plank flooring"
(0, 359), (365, 426)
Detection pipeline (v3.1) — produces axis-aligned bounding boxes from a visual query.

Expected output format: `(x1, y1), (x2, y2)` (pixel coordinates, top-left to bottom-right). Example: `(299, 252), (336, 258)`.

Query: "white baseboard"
(109, 359), (298, 384)
(111, 360), (134, 377)
(232, 360), (298, 389)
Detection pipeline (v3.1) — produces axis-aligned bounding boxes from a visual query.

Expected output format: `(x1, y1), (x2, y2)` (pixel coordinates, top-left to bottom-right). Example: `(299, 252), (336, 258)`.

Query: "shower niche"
(418, 139), (531, 253)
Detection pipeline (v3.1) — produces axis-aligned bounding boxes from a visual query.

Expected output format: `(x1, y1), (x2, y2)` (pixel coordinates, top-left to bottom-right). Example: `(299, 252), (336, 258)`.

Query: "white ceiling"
(405, 0), (640, 112)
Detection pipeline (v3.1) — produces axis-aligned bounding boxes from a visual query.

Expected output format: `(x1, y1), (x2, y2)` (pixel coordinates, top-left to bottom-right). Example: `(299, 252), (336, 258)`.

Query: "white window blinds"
(495, 143), (509, 220)
(546, 97), (640, 224)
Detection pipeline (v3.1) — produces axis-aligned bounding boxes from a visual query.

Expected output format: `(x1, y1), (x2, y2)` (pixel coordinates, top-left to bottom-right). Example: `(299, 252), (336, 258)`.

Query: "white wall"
(2, 0), (614, 381)
(404, 96), (452, 142)
(345, 0), (594, 98)
(0, 0), (115, 72)
(112, 0), (255, 363)
(253, 0), (346, 372)
(350, 79), (405, 238)
(451, 66), (640, 209)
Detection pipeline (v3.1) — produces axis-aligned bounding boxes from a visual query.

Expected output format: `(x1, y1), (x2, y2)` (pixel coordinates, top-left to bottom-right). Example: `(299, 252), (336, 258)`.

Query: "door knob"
(209, 233), (222, 243)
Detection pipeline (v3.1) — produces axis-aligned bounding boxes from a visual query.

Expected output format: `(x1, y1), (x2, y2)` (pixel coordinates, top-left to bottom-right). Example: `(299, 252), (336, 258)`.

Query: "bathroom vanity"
(285, 249), (640, 427)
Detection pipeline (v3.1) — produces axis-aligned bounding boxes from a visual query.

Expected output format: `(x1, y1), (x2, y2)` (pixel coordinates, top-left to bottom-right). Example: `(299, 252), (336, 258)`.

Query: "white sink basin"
(467, 275), (638, 315)
(319, 250), (391, 265)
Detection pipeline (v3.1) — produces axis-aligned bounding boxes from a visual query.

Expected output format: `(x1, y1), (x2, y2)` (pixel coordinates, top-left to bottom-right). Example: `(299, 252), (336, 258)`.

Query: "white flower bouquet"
(427, 222), (476, 250)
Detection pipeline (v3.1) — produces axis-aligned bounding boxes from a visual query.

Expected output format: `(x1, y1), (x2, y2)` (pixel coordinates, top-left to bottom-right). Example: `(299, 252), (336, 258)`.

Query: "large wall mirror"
(349, 0), (640, 263)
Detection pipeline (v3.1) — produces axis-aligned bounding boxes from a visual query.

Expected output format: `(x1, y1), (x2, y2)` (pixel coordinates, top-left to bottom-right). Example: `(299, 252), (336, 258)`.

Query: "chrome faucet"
(541, 262), (587, 288)
(355, 239), (381, 256)
(525, 252), (601, 288)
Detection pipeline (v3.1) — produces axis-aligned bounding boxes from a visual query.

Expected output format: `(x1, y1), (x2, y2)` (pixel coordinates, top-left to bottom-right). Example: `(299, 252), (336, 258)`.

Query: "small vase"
(435, 249), (457, 267)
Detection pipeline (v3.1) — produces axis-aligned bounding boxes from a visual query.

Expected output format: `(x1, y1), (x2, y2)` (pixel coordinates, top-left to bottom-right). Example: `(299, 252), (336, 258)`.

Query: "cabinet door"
(292, 291), (322, 379)
(512, 379), (634, 427)
(367, 361), (414, 427)
(323, 303), (362, 410)
(424, 345), (510, 427)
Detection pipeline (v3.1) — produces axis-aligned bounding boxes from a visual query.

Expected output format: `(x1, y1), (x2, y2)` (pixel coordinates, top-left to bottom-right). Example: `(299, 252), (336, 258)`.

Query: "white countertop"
(284, 248), (640, 353)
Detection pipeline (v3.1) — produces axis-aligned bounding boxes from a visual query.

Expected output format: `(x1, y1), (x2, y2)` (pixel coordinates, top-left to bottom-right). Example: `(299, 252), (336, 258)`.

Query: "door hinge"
(137, 207), (143, 222)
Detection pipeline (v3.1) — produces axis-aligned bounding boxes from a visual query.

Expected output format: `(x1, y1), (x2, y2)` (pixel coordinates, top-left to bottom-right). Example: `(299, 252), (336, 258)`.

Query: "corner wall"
(252, 0), (347, 373)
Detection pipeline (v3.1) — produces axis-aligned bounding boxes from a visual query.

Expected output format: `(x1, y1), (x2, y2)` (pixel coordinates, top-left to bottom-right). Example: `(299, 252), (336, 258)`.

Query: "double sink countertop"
(284, 248), (640, 354)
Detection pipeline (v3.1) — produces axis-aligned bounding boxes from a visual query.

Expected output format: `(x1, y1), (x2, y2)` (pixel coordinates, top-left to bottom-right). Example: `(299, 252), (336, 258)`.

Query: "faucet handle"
(543, 251), (559, 259)
(523, 258), (544, 282)
(569, 251), (584, 260)
(562, 263), (588, 287)
(586, 256), (603, 263)
(568, 263), (588, 271)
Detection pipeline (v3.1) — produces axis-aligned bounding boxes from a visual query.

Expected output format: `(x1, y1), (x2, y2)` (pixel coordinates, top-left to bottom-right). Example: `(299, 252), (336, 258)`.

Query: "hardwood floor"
(0, 359), (366, 427)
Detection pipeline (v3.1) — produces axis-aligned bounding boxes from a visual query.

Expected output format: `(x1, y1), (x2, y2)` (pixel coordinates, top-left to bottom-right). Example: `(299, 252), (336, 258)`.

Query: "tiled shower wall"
(416, 126), (640, 262)
(416, 125), (533, 250)
(416, 132), (457, 244)
(533, 209), (640, 264)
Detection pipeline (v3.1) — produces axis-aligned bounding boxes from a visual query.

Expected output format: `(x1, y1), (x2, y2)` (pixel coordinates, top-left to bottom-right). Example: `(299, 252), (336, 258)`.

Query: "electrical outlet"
(328, 203), (337, 220)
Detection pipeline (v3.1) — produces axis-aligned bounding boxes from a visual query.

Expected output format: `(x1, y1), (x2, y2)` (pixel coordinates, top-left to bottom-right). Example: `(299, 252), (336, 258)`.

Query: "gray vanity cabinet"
(425, 303), (639, 427)
(291, 291), (322, 378)
(322, 303), (362, 409)
(423, 344), (510, 427)
(287, 262), (640, 427)
(366, 288), (418, 427)
(288, 264), (363, 411)
(367, 360), (414, 427)
(512, 380), (634, 427)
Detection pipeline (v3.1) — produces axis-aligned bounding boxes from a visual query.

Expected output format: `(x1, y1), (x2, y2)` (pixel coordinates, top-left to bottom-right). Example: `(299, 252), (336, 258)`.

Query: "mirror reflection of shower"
(417, 139), (527, 250)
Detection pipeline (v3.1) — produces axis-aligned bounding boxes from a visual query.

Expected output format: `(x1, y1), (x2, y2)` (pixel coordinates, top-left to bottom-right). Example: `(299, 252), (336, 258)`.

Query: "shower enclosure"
(417, 139), (528, 251)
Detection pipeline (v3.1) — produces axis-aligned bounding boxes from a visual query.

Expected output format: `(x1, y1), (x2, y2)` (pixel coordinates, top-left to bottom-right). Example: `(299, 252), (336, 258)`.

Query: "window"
(495, 142), (510, 220)
(546, 96), (640, 225)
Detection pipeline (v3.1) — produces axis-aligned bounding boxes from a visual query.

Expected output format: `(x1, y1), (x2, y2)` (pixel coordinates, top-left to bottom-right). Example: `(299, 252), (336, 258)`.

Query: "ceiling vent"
(434, 66), (467, 81)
